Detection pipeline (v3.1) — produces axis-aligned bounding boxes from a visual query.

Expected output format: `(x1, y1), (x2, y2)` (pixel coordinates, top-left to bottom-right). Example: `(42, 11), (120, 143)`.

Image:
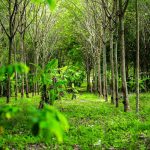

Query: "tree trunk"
(20, 33), (25, 99)
(92, 67), (95, 92)
(136, 0), (140, 113)
(119, 0), (130, 112)
(97, 49), (102, 96)
(25, 73), (29, 98)
(24, 52), (29, 98)
(102, 4), (108, 101)
(110, 19), (115, 104)
(93, 55), (98, 93)
(115, 32), (119, 107)
(114, 0), (119, 107)
(35, 52), (38, 95)
(39, 84), (47, 109)
(102, 27), (108, 101)
(15, 72), (18, 100)
(32, 76), (35, 97)
(86, 59), (91, 92)
(14, 37), (18, 100)
(7, 38), (13, 103)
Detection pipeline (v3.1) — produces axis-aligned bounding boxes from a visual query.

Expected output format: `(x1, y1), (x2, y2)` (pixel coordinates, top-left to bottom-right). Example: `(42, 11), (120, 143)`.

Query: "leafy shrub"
(31, 104), (69, 142)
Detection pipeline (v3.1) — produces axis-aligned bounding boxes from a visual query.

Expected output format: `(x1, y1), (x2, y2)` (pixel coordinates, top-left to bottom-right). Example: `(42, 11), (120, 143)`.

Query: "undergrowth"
(0, 93), (150, 149)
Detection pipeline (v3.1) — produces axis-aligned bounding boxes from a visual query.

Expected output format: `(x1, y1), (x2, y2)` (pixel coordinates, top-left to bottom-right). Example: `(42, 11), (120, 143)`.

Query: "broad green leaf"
(46, 0), (56, 10)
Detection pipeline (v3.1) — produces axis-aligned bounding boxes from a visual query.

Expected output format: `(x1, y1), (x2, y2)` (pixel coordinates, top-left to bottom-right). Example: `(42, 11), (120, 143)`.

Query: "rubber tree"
(102, 0), (108, 101)
(136, 0), (140, 113)
(118, 0), (130, 112)
(114, 0), (119, 108)
(0, 0), (26, 103)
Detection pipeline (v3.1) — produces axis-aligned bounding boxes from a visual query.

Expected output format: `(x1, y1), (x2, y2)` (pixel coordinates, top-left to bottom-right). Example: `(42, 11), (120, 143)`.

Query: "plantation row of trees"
(66, 0), (150, 112)
(0, 0), (150, 112)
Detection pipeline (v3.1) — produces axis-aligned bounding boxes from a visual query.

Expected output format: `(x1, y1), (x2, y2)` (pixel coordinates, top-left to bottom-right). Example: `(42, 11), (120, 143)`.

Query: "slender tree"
(110, 18), (115, 104)
(0, 0), (27, 103)
(102, 1), (108, 101)
(114, 0), (119, 107)
(136, 0), (140, 113)
(118, 0), (130, 112)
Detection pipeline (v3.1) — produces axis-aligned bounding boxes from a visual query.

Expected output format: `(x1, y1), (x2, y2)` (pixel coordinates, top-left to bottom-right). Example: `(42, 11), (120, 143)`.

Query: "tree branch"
(123, 0), (129, 15)
(0, 19), (10, 38)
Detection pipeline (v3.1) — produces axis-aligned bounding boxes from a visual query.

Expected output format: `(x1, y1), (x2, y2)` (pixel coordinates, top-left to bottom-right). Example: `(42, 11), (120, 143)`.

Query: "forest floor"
(0, 90), (150, 150)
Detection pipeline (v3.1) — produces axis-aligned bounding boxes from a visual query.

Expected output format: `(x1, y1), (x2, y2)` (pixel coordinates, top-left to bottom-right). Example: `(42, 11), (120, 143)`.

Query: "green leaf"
(46, 0), (56, 10)
(30, 105), (69, 143)
(45, 59), (58, 72)
(31, 0), (56, 10)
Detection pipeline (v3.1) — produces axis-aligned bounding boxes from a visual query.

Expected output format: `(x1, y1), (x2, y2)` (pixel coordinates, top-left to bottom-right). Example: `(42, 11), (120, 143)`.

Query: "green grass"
(0, 92), (150, 149)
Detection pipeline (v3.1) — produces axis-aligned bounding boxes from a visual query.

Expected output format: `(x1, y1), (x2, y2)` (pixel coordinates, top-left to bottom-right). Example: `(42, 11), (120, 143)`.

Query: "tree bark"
(20, 32), (25, 99)
(14, 37), (18, 100)
(97, 48), (102, 96)
(119, 0), (130, 112)
(115, 1), (119, 107)
(86, 58), (91, 92)
(136, 0), (140, 113)
(110, 18), (115, 104)
(25, 73), (29, 98)
(115, 31), (119, 107)
(93, 54), (98, 93)
(7, 37), (13, 103)
(101, 2), (108, 101)
(102, 26), (108, 101)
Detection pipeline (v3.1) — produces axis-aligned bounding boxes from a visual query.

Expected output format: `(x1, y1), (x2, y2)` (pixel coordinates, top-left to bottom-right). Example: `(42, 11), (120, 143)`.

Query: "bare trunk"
(92, 67), (95, 92)
(20, 33), (25, 98)
(15, 72), (18, 100)
(115, 34), (119, 107)
(86, 59), (91, 92)
(7, 38), (12, 103)
(136, 0), (140, 113)
(24, 53), (29, 98)
(25, 73), (29, 98)
(102, 4), (108, 101)
(115, 0), (119, 107)
(119, 0), (130, 112)
(97, 49), (102, 96)
(14, 37), (18, 100)
(103, 27), (108, 101)
(87, 71), (91, 92)
(32, 76), (35, 97)
(35, 55), (39, 95)
(110, 19), (115, 104)
(94, 56), (98, 93)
